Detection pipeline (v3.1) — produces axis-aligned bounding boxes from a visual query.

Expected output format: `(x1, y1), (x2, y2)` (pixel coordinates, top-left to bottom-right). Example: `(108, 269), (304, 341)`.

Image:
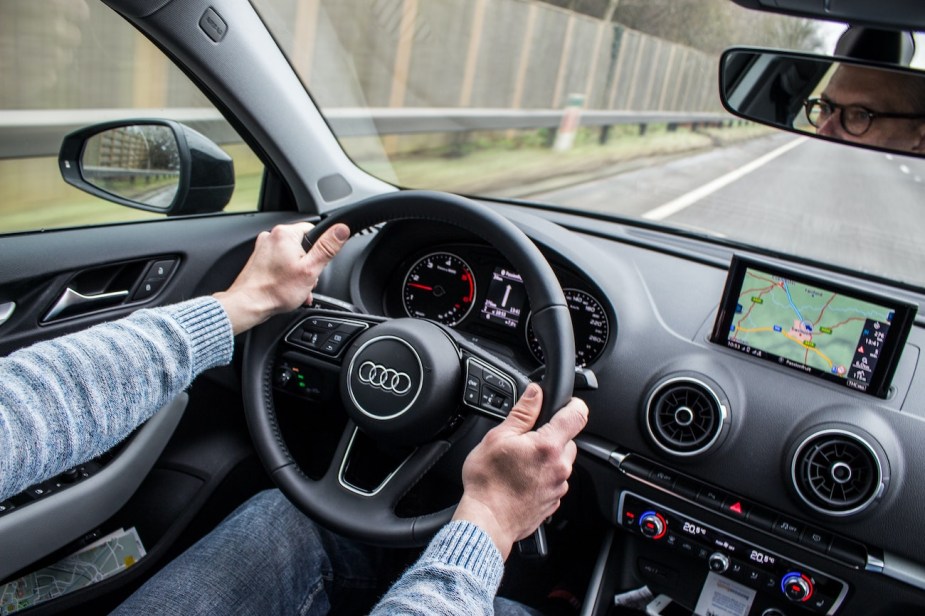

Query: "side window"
(0, 0), (264, 234)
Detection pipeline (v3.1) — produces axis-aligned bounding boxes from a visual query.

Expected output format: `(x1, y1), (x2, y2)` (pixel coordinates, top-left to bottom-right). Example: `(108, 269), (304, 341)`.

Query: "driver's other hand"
(214, 222), (351, 335)
(452, 383), (589, 560)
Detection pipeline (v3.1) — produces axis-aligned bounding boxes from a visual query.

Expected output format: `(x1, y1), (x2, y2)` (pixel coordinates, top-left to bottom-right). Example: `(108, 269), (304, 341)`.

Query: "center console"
(574, 447), (895, 616)
(619, 491), (847, 615)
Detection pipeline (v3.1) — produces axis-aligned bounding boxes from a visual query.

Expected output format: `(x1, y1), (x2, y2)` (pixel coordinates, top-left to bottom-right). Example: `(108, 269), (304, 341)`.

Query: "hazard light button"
(726, 499), (751, 519)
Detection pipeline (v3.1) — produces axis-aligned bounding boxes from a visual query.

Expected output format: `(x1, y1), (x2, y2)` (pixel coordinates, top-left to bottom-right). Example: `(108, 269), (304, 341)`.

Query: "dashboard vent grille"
(792, 431), (882, 516)
(646, 378), (725, 456)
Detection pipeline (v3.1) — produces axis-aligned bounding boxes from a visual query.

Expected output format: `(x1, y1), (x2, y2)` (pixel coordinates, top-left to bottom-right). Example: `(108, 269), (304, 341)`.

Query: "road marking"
(642, 136), (807, 221)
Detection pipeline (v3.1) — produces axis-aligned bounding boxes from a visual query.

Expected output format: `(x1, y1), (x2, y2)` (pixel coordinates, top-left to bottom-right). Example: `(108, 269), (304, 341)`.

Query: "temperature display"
(749, 549), (777, 567)
(682, 521), (708, 538)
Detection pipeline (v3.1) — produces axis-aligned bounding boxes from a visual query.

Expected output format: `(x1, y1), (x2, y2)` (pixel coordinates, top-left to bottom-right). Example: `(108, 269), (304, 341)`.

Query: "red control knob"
(639, 511), (668, 540)
(781, 572), (814, 602)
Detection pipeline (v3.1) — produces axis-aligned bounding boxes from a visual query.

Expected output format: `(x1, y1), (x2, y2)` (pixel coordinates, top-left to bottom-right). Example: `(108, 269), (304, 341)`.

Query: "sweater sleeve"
(0, 297), (234, 502)
(370, 520), (504, 616)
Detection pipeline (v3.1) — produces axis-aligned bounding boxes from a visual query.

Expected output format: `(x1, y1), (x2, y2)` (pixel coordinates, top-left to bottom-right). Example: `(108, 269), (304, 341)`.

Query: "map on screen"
(727, 267), (895, 392)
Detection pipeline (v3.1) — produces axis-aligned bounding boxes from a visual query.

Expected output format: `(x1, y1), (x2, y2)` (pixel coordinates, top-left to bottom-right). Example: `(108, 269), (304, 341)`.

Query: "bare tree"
(605, 0), (822, 55)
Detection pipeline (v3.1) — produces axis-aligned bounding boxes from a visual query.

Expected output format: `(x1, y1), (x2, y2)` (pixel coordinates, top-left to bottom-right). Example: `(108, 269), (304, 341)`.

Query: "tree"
(609, 0), (822, 55)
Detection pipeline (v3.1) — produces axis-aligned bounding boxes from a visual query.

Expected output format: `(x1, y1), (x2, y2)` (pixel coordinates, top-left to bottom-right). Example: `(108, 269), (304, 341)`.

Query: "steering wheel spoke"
(332, 425), (452, 503)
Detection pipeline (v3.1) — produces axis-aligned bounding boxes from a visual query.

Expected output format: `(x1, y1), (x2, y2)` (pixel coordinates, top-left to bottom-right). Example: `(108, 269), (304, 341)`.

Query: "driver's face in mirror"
(812, 65), (925, 152)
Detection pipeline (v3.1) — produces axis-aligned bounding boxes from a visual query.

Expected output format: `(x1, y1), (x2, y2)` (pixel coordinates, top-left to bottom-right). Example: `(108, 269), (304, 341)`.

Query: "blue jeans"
(114, 489), (542, 615)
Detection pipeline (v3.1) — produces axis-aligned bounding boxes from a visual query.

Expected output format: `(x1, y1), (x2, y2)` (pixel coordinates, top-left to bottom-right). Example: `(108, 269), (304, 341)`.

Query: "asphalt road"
(534, 134), (925, 288)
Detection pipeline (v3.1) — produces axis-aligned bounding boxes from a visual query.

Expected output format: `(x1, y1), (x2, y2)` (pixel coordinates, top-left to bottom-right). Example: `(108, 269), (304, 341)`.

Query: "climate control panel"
(620, 492), (849, 614)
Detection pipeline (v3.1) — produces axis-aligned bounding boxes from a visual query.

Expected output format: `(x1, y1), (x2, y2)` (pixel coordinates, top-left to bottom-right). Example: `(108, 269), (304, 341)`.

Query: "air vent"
(646, 377), (727, 456)
(792, 430), (883, 517)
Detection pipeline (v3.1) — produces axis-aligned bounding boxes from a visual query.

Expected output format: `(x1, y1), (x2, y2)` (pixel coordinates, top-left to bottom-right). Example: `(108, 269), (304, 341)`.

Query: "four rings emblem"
(357, 361), (413, 396)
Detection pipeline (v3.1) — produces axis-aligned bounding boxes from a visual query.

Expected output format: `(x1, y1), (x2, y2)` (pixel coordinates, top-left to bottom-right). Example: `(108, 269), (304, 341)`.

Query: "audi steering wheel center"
(346, 335), (424, 420)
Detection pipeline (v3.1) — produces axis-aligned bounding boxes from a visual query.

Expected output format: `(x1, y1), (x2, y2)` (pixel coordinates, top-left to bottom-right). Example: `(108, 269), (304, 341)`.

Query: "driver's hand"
(214, 222), (350, 334)
(452, 383), (588, 560)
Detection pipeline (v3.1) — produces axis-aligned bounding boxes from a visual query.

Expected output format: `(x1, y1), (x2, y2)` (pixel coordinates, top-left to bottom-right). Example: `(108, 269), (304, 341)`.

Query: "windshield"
(253, 0), (925, 290)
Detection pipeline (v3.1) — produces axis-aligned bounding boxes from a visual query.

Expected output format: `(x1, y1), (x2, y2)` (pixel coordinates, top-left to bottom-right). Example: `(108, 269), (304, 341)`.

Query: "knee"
(223, 489), (321, 545)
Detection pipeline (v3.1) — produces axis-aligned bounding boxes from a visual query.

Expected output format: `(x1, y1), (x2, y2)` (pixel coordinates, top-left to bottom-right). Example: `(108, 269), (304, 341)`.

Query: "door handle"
(45, 288), (130, 321)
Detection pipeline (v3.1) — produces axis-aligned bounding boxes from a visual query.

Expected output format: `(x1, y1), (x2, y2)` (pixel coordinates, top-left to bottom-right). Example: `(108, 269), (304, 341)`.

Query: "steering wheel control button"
(320, 334), (347, 355)
(463, 358), (517, 418)
(287, 316), (369, 357)
(483, 371), (513, 395)
(306, 318), (338, 331)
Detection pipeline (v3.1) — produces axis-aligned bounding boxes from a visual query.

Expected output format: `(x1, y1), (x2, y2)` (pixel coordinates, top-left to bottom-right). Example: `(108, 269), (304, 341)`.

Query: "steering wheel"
(242, 191), (574, 546)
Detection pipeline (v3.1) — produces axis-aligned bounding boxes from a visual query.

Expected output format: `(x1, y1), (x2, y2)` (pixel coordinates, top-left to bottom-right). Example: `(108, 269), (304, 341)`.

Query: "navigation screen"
(712, 257), (916, 398)
(480, 267), (526, 328)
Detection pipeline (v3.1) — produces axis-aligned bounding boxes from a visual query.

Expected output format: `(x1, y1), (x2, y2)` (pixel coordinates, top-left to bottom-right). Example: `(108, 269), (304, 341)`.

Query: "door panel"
(0, 210), (304, 594)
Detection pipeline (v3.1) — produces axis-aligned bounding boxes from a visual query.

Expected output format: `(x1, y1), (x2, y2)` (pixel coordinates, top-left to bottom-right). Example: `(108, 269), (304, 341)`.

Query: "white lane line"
(642, 136), (807, 221)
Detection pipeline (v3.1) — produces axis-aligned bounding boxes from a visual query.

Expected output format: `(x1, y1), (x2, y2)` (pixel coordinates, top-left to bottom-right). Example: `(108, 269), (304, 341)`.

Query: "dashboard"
(321, 209), (925, 616)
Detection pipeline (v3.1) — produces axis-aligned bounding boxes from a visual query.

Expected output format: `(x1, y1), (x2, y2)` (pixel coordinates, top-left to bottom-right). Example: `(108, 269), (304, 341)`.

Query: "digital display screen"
(480, 267), (526, 328)
(712, 257), (916, 398)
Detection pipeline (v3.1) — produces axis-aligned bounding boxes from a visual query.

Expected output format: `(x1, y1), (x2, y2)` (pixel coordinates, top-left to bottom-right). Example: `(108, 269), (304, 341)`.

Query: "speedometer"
(402, 252), (476, 326)
(527, 288), (610, 366)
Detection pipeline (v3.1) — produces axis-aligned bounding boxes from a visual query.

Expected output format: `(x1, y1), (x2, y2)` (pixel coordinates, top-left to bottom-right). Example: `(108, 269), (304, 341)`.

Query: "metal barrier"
(0, 107), (730, 160)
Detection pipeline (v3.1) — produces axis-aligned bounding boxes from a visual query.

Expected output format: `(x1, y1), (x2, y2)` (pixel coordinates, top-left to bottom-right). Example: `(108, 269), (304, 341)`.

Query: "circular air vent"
(645, 377), (727, 456)
(791, 430), (883, 517)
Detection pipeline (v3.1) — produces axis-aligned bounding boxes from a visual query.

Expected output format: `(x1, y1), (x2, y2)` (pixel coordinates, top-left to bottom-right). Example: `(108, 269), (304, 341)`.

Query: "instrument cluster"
(385, 244), (612, 368)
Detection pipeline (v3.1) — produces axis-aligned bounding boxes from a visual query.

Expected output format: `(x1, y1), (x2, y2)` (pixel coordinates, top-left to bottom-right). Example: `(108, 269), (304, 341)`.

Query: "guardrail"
(0, 107), (731, 159)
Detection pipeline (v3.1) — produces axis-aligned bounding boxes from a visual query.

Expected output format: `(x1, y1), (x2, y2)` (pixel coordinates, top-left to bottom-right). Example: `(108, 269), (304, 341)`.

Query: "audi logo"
(357, 361), (414, 396)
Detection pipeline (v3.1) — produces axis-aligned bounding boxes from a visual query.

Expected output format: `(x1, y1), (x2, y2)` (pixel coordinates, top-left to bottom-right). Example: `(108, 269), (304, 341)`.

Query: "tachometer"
(402, 252), (476, 326)
(527, 288), (610, 366)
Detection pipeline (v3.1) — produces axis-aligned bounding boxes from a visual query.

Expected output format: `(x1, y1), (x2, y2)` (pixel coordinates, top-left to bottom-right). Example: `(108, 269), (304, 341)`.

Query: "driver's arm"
(371, 385), (588, 615)
(0, 222), (347, 502)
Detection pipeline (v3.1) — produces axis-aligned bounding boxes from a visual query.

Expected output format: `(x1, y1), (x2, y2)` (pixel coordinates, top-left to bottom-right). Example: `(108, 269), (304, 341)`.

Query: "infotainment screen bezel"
(711, 256), (917, 398)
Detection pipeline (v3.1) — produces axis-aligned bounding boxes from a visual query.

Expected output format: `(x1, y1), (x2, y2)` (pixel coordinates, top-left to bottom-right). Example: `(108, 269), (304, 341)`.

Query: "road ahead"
(532, 134), (925, 288)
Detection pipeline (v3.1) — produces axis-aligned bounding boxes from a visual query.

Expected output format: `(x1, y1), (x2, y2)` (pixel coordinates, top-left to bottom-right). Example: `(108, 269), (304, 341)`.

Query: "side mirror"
(59, 120), (235, 215)
(720, 48), (925, 157)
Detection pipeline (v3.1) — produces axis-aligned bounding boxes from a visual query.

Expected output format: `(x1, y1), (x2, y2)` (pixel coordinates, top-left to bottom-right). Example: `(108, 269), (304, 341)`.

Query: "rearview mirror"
(720, 48), (925, 157)
(59, 119), (235, 215)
